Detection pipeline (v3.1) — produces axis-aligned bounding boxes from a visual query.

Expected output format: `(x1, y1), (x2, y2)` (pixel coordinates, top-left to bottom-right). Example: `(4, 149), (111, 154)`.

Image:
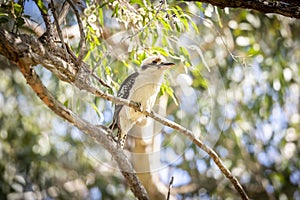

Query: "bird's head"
(139, 55), (175, 75)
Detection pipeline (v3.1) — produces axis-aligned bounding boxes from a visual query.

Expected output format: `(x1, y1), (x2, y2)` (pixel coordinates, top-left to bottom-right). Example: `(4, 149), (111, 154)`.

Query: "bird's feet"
(132, 101), (142, 112)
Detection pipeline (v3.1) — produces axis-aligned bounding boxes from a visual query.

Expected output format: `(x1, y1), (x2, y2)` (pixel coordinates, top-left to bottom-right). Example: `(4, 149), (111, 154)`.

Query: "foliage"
(0, 0), (299, 199)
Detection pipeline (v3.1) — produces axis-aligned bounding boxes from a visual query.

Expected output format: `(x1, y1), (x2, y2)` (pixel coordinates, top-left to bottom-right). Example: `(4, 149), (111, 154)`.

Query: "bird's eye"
(151, 60), (158, 64)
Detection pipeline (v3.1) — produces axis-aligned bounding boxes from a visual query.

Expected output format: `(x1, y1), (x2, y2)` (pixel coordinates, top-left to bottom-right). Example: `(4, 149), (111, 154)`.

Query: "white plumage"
(110, 55), (175, 148)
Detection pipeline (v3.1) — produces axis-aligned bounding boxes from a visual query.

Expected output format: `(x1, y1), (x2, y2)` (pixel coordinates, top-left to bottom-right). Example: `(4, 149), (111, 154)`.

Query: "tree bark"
(185, 0), (300, 19)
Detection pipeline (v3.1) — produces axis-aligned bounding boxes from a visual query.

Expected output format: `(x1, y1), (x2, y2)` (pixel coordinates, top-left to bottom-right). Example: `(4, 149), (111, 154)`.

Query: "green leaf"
(175, 21), (181, 32)
(136, 52), (146, 65)
(190, 19), (199, 33)
(129, 0), (145, 6)
(34, 0), (47, 14)
(161, 82), (178, 106)
(0, 17), (9, 24)
(190, 66), (208, 89)
(159, 16), (172, 31)
(0, 12), (9, 17)
(92, 103), (102, 119)
(63, 100), (69, 107)
(161, 35), (168, 46)
(180, 17), (189, 31)
(151, 29), (159, 46)
(98, 7), (104, 26)
(152, 46), (168, 57)
(179, 46), (191, 66)
(16, 17), (25, 27)
(111, 3), (119, 17)
(13, 3), (23, 16)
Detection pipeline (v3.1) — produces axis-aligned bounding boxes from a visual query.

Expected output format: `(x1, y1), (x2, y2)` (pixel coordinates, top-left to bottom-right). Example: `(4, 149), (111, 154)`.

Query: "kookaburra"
(109, 55), (175, 148)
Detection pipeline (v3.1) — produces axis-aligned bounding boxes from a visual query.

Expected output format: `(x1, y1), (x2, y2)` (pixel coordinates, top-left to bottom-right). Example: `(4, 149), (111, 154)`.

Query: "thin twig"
(63, 43), (112, 89)
(51, 2), (110, 89)
(58, 0), (71, 26)
(82, 62), (112, 89)
(50, 0), (69, 61)
(66, 0), (86, 64)
(35, 1), (54, 43)
(166, 176), (174, 200)
(148, 110), (249, 200)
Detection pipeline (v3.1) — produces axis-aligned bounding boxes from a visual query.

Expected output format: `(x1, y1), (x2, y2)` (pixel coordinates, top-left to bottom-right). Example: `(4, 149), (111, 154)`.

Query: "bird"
(109, 55), (175, 148)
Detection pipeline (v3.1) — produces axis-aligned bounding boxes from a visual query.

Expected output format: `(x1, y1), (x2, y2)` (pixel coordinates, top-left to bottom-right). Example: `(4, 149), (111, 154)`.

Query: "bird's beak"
(160, 62), (175, 69)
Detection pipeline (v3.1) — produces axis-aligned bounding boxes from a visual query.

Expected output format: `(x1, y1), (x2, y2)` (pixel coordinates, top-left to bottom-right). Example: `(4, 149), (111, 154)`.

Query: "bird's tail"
(108, 121), (126, 148)
(117, 132), (127, 149)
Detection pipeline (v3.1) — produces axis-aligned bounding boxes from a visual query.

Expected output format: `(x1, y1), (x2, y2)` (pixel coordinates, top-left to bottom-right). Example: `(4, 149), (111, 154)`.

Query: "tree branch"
(50, 0), (69, 61)
(185, 0), (300, 19)
(0, 28), (149, 200)
(66, 0), (86, 64)
(0, 27), (248, 199)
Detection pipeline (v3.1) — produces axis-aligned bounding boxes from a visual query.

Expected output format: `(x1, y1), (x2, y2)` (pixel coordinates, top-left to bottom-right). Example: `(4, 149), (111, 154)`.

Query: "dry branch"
(66, 0), (86, 63)
(50, 0), (69, 61)
(185, 0), (300, 19)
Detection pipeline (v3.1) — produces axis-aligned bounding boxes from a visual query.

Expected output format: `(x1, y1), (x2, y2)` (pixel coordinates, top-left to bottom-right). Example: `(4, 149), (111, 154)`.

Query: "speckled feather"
(109, 72), (139, 148)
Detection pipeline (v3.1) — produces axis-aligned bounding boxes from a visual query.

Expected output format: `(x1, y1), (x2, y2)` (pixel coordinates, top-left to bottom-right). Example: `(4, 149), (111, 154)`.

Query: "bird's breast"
(126, 83), (161, 123)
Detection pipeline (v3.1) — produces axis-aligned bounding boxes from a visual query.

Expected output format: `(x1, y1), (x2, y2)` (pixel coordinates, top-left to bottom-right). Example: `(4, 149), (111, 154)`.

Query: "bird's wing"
(109, 104), (122, 130)
(117, 72), (139, 99)
(109, 72), (139, 130)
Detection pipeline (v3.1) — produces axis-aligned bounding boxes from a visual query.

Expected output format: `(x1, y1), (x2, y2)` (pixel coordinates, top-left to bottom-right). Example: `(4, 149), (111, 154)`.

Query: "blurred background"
(0, 0), (299, 199)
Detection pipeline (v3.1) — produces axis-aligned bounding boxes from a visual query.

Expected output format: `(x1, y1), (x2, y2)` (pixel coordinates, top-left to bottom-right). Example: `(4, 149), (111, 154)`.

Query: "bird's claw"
(133, 101), (142, 112)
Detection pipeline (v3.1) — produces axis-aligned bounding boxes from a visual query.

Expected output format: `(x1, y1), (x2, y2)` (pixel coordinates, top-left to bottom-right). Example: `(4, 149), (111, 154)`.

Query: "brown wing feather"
(109, 72), (139, 131)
